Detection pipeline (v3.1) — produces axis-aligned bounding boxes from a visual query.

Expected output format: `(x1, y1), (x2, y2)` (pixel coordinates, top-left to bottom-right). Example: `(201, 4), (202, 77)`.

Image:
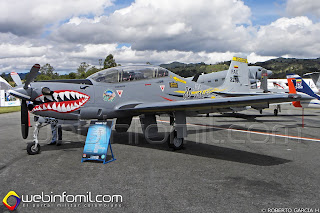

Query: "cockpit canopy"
(88, 65), (169, 83)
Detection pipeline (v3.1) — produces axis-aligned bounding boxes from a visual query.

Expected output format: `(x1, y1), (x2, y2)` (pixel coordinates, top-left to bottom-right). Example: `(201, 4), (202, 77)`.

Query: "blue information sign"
(81, 121), (115, 164)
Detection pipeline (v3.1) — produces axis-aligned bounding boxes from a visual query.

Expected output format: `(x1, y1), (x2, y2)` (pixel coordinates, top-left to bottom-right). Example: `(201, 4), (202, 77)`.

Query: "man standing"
(49, 121), (62, 146)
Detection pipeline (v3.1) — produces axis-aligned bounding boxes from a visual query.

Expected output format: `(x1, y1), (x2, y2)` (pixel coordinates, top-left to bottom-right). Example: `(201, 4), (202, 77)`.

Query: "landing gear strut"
(27, 116), (58, 155)
(274, 105), (281, 116)
(168, 111), (187, 150)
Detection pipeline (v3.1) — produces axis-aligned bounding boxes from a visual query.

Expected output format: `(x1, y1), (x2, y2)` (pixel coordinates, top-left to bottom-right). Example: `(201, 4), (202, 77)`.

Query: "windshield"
(89, 66), (169, 83)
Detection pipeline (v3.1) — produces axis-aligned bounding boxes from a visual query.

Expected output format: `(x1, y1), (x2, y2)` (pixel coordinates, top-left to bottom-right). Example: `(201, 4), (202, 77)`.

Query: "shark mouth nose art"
(32, 90), (90, 113)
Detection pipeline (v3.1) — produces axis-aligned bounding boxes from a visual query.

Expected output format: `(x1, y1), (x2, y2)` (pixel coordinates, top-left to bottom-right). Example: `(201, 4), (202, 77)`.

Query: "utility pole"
(99, 59), (102, 69)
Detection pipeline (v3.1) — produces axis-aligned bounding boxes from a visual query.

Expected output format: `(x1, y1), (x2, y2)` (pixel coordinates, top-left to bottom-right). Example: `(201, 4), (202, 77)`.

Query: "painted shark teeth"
(59, 93), (64, 101)
(53, 93), (59, 102)
(45, 95), (53, 101)
(32, 90), (90, 113)
(70, 92), (76, 99)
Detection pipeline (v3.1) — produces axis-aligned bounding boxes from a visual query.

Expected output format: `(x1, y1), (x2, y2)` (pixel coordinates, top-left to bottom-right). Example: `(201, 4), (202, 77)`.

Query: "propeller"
(21, 100), (29, 139)
(10, 72), (22, 86)
(24, 64), (40, 89)
(10, 64), (41, 139)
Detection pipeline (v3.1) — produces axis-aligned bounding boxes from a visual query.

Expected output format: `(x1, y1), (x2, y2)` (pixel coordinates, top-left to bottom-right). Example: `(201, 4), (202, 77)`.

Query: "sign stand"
(81, 121), (116, 164)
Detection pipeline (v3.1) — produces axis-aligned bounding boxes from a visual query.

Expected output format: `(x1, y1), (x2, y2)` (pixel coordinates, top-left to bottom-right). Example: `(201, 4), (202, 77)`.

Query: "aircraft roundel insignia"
(160, 85), (165, 92)
(116, 90), (123, 97)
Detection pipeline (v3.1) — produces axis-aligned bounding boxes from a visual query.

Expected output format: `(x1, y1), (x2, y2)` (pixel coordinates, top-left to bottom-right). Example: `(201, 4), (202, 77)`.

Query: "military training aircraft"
(9, 56), (300, 155)
(287, 74), (320, 108)
(187, 66), (272, 88)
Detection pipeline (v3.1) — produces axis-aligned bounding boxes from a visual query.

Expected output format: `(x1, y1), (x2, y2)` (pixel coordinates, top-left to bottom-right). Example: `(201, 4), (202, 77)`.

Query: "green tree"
(85, 66), (100, 78)
(103, 54), (117, 69)
(77, 62), (90, 77)
(36, 63), (58, 80)
(40, 63), (55, 76)
(68, 72), (77, 79)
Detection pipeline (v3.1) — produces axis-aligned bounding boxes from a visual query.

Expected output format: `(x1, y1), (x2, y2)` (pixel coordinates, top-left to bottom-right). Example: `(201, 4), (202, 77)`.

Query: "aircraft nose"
(267, 70), (273, 77)
(9, 86), (31, 100)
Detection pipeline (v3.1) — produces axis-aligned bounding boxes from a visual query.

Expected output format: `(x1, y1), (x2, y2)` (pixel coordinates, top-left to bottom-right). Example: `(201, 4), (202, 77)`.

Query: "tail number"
(230, 76), (240, 83)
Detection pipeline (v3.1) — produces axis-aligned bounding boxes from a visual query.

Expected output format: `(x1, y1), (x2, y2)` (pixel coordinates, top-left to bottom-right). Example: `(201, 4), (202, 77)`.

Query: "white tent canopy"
(0, 76), (12, 90)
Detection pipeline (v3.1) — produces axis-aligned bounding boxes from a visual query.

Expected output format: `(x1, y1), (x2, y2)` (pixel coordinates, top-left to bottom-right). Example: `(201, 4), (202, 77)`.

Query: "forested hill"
(253, 58), (320, 78)
(159, 62), (229, 78)
(160, 57), (320, 78)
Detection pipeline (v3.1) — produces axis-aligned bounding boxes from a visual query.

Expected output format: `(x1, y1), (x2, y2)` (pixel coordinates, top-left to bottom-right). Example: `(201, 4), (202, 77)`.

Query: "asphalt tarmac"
(0, 106), (320, 213)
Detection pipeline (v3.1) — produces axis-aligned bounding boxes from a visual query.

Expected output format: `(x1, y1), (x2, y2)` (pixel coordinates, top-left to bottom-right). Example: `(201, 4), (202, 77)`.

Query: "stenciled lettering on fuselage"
(183, 84), (213, 99)
(230, 67), (240, 83)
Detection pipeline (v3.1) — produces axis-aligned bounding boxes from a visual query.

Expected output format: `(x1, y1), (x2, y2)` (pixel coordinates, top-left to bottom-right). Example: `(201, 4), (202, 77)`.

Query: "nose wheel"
(27, 142), (40, 155)
(26, 116), (58, 155)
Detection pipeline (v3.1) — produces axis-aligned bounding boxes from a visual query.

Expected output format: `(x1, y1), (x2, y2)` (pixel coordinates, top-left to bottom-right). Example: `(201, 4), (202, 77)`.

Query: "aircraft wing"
(117, 93), (300, 114)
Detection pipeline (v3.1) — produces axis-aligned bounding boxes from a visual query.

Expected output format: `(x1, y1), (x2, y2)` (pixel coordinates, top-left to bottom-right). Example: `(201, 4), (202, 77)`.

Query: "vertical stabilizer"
(304, 72), (320, 88)
(218, 56), (250, 93)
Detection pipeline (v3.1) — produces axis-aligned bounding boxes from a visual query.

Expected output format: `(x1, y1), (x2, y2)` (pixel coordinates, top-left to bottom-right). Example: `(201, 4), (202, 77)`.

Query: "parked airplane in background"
(188, 66), (272, 88)
(262, 78), (318, 93)
(287, 74), (320, 108)
(9, 57), (299, 155)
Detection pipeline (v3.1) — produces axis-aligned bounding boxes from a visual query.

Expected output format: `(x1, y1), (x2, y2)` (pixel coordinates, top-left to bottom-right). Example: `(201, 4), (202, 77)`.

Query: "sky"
(1, 0), (320, 73)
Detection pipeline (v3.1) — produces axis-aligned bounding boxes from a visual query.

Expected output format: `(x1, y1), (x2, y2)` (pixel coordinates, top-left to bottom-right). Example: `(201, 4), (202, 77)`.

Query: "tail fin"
(304, 72), (320, 88)
(218, 56), (250, 93)
(286, 74), (302, 107)
(287, 74), (320, 100)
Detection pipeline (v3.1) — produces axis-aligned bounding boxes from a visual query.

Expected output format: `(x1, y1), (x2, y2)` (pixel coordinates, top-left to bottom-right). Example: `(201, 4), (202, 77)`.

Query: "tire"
(167, 131), (184, 150)
(274, 109), (278, 116)
(115, 125), (129, 133)
(115, 117), (132, 133)
(27, 142), (40, 155)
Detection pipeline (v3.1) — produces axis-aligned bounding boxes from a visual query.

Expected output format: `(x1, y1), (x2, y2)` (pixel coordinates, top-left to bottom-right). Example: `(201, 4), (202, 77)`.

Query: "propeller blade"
(24, 64), (40, 89)
(10, 72), (22, 86)
(21, 100), (29, 139)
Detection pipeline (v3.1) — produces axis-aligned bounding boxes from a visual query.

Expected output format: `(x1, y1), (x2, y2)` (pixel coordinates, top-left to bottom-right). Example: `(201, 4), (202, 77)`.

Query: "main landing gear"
(274, 105), (281, 116)
(140, 112), (187, 150)
(167, 111), (187, 150)
(27, 116), (58, 155)
(168, 130), (184, 150)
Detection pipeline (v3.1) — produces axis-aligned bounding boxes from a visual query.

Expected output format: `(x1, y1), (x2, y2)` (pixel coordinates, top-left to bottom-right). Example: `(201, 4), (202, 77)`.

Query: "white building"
(0, 76), (20, 107)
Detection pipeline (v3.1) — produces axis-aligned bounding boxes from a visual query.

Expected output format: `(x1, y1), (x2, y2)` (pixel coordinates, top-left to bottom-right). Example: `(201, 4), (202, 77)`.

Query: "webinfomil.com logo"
(3, 191), (21, 211)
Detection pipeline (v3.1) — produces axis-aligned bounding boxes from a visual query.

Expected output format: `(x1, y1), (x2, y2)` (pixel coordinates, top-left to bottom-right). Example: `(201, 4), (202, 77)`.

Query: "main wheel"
(274, 109), (278, 116)
(27, 142), (40, 155)
(168, 131), (184, 150)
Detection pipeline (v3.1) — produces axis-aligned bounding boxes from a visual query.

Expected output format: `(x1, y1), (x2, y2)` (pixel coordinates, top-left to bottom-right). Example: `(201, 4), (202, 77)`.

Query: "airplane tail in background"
(287, 74), (320, 108)
(287, 74), (320, 100)
(304, 72), (320, 88)
(218, 56), (250, 93)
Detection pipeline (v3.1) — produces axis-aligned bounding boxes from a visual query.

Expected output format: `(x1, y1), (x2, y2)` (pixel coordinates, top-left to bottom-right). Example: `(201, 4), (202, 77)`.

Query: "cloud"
(2, 0), (320, 74)
(0, 0), (113, 36)
(52, 0), (253, 52)
(253, 16), (320, 57)
(286, 0), (320, 17)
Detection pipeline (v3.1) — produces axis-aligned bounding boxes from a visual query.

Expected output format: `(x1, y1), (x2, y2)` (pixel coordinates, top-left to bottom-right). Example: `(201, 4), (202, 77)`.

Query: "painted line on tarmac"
(157, 120), (320, 142)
